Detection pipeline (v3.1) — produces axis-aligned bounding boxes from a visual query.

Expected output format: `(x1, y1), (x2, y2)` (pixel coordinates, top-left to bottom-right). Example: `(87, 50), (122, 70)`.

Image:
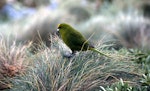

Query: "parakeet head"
(57, 23), (74, 35)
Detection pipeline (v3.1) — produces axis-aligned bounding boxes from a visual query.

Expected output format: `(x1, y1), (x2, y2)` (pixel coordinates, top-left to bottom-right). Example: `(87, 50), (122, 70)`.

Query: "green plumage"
(57, 23), (93, 52)
(57, 23), (110, 58)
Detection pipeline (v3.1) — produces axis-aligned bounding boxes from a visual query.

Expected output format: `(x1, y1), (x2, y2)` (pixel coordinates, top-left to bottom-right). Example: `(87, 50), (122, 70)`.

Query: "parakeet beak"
(56, 24), (61, 37)
(57, 28), (59, 31)
(56, 28), (60, 37)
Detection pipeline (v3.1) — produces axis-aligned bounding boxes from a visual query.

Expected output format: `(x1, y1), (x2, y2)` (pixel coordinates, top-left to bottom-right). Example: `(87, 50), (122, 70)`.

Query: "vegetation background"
(0, 0), (150, 91)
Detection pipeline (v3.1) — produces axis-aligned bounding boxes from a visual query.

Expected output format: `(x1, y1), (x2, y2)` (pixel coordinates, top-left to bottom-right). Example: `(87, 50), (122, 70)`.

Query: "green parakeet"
(57, 23), (110, 57)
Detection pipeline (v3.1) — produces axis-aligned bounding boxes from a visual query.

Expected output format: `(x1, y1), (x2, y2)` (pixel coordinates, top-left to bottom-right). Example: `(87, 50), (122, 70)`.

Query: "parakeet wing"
(66, 30), (89, 51)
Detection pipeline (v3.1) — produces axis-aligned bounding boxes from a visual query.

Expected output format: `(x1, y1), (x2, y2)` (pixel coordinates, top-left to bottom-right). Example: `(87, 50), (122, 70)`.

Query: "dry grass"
(4, 37), (142, 91)
(0, 37), (31, 90)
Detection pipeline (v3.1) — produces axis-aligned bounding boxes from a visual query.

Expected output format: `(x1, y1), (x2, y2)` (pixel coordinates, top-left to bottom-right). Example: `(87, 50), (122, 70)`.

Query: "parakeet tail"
(90, 48), (111, 58)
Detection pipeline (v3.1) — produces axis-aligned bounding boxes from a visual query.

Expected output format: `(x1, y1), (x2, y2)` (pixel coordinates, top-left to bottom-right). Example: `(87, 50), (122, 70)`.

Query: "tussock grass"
(0, 37), (31, 90)
(4, 37), (141, 91)
(0, 0), (150, 90)
(0, 38), (30, 77)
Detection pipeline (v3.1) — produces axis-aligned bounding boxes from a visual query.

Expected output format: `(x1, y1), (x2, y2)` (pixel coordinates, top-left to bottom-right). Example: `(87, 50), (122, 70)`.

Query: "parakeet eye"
(57, 24), (62, 29)
(58, 26), (62, 29)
